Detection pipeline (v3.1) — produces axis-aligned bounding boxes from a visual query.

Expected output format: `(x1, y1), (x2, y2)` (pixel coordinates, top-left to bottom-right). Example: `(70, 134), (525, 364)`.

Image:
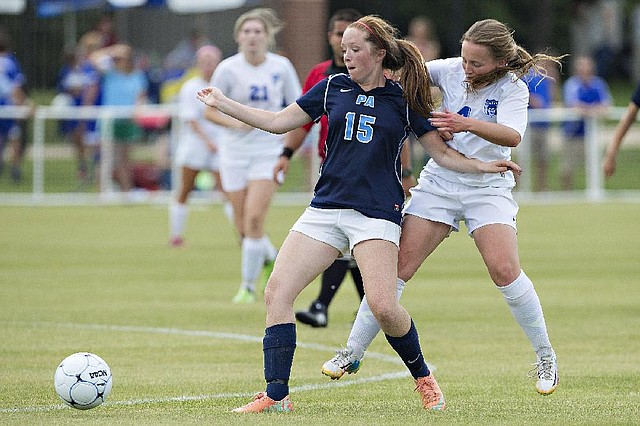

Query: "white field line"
(1, 321), (431, 414)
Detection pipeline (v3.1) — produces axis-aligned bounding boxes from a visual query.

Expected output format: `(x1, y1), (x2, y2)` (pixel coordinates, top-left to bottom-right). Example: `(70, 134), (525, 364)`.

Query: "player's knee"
(489, 263), (521, 286)
(397, 258), (418, 282)
(263, 276), (279, 308)
(367, 297), (396, 329)
(244, 214), (264, 236)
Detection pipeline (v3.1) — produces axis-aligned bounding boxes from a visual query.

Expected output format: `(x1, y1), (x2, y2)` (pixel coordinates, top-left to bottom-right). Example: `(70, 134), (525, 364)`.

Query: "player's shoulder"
(324, 73), (356, 93)
(427, 57), (463, 73)
(217, 53), (243, 68)
(265, 52), (295, 67)
(506, 73), (529, 92)
(488, 74), (529, 103)
(427, 57), (464, 88)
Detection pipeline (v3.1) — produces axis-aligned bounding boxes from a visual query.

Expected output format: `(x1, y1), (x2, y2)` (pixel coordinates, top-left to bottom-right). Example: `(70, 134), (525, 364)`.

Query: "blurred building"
(0, 0), (327, 90)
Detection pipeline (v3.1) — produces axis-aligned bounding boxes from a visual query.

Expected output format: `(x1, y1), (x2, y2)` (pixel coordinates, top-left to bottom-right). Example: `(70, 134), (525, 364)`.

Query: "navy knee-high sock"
(385, 320), (430, 379)
(263, 323), (296, 401)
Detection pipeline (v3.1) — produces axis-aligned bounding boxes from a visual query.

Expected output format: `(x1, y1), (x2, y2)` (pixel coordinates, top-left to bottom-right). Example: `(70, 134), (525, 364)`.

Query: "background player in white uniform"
(323, 19), (564, 397)
(197, 15), (519, 413)
(205, 8), (302, 303)
(169, 45), (226, 248)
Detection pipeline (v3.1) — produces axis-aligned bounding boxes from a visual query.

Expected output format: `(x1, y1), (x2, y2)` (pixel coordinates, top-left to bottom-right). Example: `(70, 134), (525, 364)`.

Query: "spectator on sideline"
(522, 59), (559, 191)
(603, 81), (640, 177)
(94, 14), (119, 48)
(91, 43), (149, 192)
(55, 31), (102, 185)
(561, 55), (610, 190)
(164, 28), (209, 79)
(274, 8), (366, 328)
(405, 15), (441, 62)
(205, 8), (301, 304)
(0, 29), (29, 183)
(168, 45), (230, 248)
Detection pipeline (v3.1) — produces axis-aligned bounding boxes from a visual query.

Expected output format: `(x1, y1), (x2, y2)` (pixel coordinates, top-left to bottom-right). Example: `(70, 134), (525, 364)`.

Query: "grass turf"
(0, 202), (639, 424)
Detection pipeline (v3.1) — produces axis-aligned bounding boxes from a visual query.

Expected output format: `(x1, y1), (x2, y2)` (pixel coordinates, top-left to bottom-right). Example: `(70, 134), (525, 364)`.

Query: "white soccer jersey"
(175, 75), (222, 170)
(424, 57), (529, 187)
(210, 52), (301, 158)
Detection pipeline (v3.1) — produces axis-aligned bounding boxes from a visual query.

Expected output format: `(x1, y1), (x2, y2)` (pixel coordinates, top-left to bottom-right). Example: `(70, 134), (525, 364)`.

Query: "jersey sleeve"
(296, 77), (329, 123)
(408, 107), (436, 138)
(426, 57), (456, 86)
(496, 80), (529, 139)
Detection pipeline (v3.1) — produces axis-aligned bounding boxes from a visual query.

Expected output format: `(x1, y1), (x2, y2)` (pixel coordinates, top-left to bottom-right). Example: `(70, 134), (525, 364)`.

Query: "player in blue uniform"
(198, 15), (519, 413)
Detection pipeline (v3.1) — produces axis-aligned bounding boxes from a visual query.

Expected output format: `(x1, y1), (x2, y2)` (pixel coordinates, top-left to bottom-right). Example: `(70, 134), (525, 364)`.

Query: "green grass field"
(1, 202), (639, 424)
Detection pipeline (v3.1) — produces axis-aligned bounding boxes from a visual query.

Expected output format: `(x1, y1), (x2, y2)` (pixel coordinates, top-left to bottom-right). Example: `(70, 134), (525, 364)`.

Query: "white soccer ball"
(54, 352), (113, 410)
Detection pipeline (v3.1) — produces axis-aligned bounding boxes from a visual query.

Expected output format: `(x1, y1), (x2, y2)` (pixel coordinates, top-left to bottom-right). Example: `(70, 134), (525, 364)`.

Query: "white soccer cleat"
(321, 346), (362, 380)
(532, 354), (559, 395)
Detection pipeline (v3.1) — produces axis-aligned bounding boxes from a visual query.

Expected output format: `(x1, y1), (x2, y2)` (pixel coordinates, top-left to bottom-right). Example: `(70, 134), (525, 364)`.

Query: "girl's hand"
(196, 87), (223, 109)
(429, 109), (467, 133)
(273, 156), (289, 184)
(478, 159), (522, 175)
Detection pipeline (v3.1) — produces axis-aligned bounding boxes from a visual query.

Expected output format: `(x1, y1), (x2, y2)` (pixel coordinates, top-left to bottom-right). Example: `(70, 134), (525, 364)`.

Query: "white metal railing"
(3, 104), (181, 204)
(0, 104), (638, 205)
(518, 106), (637, 201)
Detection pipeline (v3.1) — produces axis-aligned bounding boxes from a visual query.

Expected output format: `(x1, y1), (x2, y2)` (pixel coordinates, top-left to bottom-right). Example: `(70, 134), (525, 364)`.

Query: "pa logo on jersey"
(355, 94), (375, 108)
(484, 99), (498, 117)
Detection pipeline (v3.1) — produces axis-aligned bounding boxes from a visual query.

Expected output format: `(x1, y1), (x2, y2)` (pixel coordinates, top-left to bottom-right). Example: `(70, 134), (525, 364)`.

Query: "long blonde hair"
(350, 15), (434, 117)
(234, 8), (283, 51)
(462, 19), (565, 91)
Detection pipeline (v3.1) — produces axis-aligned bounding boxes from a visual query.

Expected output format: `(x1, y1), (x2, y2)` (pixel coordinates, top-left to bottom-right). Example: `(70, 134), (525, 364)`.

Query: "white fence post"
(99, 110), (116, 199)
(585, 116), (604, 201)
(32, 109), (46, 201)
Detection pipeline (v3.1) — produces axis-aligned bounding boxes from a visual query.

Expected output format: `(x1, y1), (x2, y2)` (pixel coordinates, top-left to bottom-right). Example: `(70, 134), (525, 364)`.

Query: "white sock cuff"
(242, 236), (264, 250)
(499, 270), (533, 300)
(261, 235), (278, 260)
(396, 278), (405, 291)
(170, 202), (186, 214)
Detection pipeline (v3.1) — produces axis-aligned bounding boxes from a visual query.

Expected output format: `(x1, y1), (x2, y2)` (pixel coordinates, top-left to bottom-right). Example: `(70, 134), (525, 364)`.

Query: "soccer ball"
(54, 352), (113, 410)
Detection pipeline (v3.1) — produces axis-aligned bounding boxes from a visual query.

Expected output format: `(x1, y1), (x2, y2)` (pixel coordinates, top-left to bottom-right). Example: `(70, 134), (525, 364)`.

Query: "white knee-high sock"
(261, 235), (278, 261)
(346, 278), (406, 359)
(499, 270), (554, 358)
(241, 237), (266, 292)
(169, 202), (187, 238)
(223, 201), (234, 225)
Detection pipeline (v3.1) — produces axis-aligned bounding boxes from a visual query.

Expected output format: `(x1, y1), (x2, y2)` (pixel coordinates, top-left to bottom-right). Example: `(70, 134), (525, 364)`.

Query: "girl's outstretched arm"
(197, 87), (311, 134)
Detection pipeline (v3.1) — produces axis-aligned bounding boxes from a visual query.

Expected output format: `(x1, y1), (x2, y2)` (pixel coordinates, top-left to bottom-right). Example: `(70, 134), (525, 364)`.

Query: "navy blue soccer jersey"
(296, 73), (435, 225)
